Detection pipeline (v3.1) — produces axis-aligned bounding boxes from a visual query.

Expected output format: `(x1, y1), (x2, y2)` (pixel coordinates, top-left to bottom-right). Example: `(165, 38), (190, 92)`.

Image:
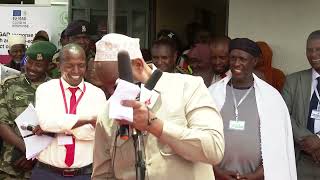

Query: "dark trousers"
(31, 166), (90, 180)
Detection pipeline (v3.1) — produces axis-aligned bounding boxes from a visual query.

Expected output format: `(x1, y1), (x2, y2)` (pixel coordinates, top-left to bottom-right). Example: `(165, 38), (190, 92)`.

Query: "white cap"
(94, 33), (143, 61)
(8, 35), (26, 48)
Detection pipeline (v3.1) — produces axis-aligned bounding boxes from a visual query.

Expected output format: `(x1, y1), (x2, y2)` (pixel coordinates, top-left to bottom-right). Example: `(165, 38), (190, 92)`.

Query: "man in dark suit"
(282, 30), (320, 180)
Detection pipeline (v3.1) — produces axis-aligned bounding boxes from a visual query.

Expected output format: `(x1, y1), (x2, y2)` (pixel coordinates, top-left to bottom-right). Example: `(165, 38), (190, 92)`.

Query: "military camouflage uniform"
(0, 74), (50, 180)
(48, 50), (61, 79)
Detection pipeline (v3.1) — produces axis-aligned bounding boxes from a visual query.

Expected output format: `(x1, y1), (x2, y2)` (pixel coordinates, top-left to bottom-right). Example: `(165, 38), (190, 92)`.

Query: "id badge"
(311, 110), (320, 119)
(229, 120), (245, 130)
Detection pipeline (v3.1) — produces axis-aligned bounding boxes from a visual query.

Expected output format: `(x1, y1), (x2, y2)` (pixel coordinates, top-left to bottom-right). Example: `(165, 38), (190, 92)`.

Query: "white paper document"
(15, 104), (54, 160)
(108, 79), (140, 122)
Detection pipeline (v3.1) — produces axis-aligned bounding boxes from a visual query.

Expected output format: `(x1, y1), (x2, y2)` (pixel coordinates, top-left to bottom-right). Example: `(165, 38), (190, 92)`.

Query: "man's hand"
(311, 148), (320, 163)
(240, 173), (263, 180)
(213, 166), (238, 180)
(120, 100), (149, 131)
(120, 100), (163, 137)
(13, 156), (36, 171)
(240, 164), (264, 180)
(89, 117), (97, 128)
(72, 116), (97, 129)
(32, 125), (44, 136)
(299, 135), (320, 154)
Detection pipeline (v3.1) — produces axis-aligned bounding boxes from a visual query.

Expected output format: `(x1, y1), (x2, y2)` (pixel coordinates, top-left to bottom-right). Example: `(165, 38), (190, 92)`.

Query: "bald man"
(31, 43), (107, 180)
(282, 30), (320, 179)
(92, 33), (224, 180)
(188, 43), (214, 87)
(209, 36), (231, 85)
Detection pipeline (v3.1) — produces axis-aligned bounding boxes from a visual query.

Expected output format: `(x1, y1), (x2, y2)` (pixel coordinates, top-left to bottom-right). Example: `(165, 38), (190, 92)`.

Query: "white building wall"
(228, 0), (320, 74)
(34, 0), (68, 48)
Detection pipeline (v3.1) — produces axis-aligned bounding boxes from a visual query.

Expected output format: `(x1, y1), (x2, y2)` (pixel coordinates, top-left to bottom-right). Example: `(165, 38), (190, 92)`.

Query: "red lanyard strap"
(59, 79), (86, 114)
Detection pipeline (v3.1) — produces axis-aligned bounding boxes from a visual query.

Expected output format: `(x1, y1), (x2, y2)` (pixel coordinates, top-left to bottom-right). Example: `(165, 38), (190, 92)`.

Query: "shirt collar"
(151, 64), (157, 73)
(60, 77), (85, 92)
(312, 68), (320, 81)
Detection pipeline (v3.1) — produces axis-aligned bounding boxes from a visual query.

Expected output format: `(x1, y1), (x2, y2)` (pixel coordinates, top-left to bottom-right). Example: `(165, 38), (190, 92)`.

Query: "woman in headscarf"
(255, 41), (285, 92)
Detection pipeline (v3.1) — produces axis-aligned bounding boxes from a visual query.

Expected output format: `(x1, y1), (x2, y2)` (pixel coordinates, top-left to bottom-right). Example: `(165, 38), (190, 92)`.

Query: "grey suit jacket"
(282, 68), (313, 157)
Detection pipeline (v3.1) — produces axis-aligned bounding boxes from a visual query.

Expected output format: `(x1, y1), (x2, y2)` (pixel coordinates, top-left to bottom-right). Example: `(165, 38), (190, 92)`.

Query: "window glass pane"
(132, 11), (146, 47)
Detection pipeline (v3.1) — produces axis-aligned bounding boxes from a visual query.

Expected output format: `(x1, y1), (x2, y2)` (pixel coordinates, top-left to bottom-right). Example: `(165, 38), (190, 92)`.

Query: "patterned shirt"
(0, 74), (49, 177)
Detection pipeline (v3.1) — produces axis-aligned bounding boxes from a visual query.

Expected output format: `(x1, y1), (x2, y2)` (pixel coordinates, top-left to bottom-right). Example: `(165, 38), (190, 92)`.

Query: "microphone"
(144, 69), (163, 90)
(20, 124), (55, 137)
(117, 50), (133, 140)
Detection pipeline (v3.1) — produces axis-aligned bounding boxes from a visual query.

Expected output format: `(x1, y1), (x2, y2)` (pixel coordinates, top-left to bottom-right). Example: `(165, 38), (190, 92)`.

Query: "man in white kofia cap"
(92, 33), (225, 180)
(7, 35), (26, 71)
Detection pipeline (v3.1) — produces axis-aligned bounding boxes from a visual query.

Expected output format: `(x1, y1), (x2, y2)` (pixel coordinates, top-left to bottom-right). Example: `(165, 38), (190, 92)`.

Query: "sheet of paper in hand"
(109, 79), (141, 122)
(15, 104), (54, 160)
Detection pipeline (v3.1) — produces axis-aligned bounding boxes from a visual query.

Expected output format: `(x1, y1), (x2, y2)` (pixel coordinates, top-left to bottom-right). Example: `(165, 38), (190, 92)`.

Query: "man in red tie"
(31, 43), (107, 180)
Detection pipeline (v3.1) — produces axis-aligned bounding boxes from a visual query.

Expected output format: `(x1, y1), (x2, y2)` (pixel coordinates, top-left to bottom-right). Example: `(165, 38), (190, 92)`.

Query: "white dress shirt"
(210, 70), (232, 85)
(35, 78), (107, 168)
(311, 69), (320, 133)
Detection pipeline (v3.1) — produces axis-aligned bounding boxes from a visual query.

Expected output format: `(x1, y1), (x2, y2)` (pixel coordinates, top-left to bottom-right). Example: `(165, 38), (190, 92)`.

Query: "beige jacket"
(92, 73), (225, 180)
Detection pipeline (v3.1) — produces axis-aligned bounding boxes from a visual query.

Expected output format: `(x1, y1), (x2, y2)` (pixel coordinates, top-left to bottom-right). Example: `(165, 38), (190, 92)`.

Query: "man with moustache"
(92, 33), (224, 180)
(209, 36), (231, 84)
(31, 43), (106, 180)
(151, 39), (178, 73)
(52, 20), (95, 80)
(7, 35), (26, 71)
(65, 20), (95, 62)
(0, 41), (56, 179)
(187, 43), (215, 87)
(282, 30), (320, 179)
(209, 38), (297, 180)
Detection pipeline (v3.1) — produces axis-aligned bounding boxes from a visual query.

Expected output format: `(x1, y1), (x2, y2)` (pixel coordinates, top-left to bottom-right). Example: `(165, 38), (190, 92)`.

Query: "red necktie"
(65, 87), (78, 167)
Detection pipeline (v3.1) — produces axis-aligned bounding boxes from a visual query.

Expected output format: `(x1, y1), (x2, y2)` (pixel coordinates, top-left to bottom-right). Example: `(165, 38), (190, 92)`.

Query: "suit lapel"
(301, 69), (312, 126)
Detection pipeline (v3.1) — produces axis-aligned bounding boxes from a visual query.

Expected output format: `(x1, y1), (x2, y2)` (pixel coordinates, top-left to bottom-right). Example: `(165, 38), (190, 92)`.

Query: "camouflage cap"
(65, 20), (91, 37)
(26, 41), (57, 61)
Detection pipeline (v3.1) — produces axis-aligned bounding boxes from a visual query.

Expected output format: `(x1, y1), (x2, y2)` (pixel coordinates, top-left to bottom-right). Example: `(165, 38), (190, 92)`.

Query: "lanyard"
(231, 84), (253, 121)
(313, 82), (320, 102)
(59, 79), (86, 114)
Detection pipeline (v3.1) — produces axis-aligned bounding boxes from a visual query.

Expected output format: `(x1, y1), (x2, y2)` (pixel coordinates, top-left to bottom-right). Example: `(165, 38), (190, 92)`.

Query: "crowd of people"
(0, 18), (319, 180)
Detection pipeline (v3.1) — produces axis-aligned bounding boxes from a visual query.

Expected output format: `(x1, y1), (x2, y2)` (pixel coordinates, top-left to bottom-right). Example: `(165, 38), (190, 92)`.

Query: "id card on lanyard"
(311, 82), (320, 116)
(57, 79), (86, 145)
(229, 85), (253, 131)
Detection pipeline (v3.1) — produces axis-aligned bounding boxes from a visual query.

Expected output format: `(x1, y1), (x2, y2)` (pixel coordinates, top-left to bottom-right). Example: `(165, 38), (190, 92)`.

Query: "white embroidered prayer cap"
(94, 33), (143, 61)
(8, 35), (26, 49)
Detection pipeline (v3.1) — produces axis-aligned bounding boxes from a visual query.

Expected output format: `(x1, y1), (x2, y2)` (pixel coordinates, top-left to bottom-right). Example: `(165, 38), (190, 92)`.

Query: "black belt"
(36, 162), (92, 177)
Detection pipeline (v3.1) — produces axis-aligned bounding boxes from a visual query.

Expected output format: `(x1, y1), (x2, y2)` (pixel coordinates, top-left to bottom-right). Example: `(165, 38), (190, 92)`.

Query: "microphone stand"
(132, 128), (146, 180)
